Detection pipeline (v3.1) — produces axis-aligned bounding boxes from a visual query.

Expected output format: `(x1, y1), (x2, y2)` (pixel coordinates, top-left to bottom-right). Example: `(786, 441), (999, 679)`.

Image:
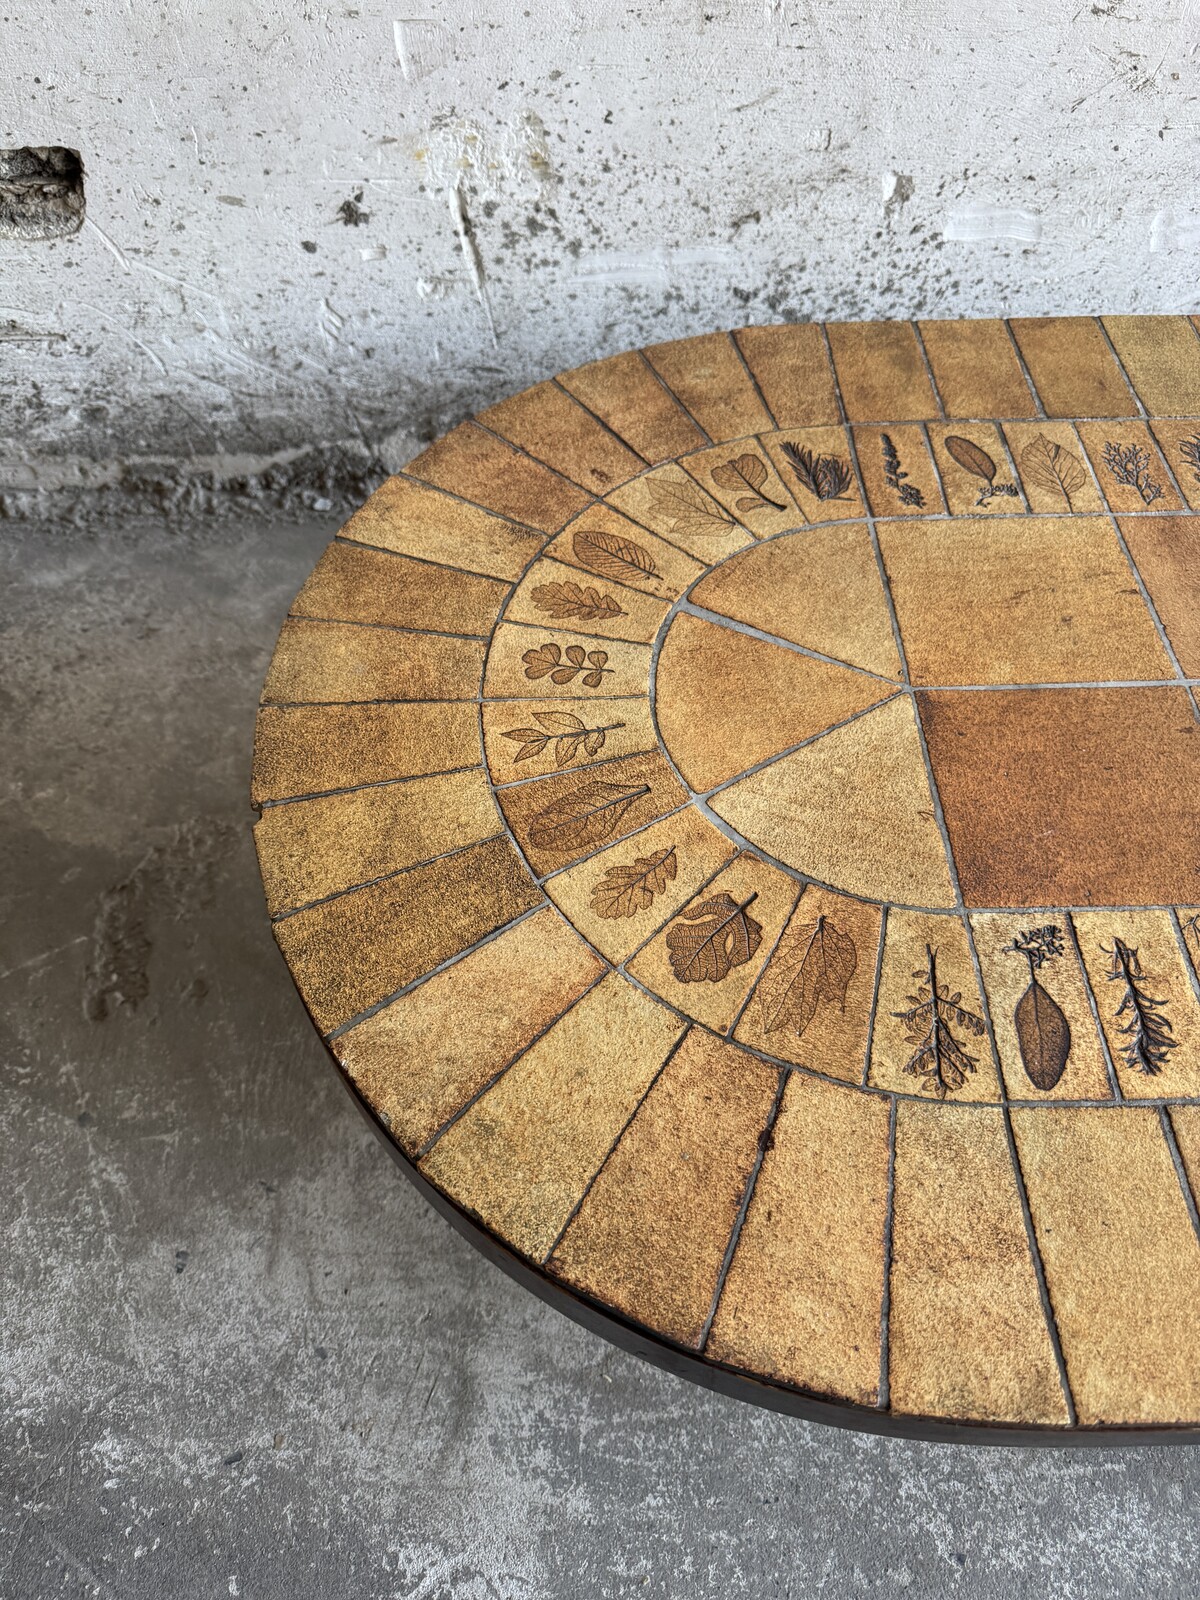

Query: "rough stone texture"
(5, 514), (1200, 1598)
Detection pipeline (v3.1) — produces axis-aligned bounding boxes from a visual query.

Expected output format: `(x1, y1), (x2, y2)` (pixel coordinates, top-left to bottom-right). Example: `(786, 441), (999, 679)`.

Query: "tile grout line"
(468, 415), (635, 501)
(396, 462), (581, 540)
(1066, 912), (1124, 1103)
(726, 881), (807, 1037)
(1160, 1107), (1200, 1251)
(269, 832), (507, 922)
(635, 348), (716, 446)
(697, 694), (906, 805)
(614, 848), (743, 971)
(283, 613), (492, 642)
(908, 319), (946, 421)
(259, 762), (483, 809)
(918, 420), (952, 512)
(537, 800), (696, 888)
(1093, 315), (1144, 416)
(963, 913), (1010, 1101)
(677, 599), (897, 684)
(546, 373), (654, 469)
(332, 532), (527, 588)
(1104, 509), (1200, 727)
(1001, 319), (1047, 419)
(815, 322), (848, 425)
(727, 327), (780, 430)
(492, 745), (661, 794)
(877, 1096), (898, 1411)
(1170, 909), (1200, 1018)
(861, 906), (889, 1090)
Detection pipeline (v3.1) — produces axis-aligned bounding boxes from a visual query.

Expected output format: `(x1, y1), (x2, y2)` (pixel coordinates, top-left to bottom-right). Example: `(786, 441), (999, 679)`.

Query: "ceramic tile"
(890, 1101), (1069, 1424)
(1116, 514), (1200, 674)
(1002, 421), (1105, 515)
(643, 331), (773, 440)
(759, 427), (867, 524)
(734, 885), (883, 1083)
(689, 525), (902, 679)
(825, 321), (939, 421)
(273, 835), (543, 1033)
(852, 424), (946, 518)
(542, 505), (707, 602)
(919, 688), (1200, 909)
(503, 555), (671, 644)
(556, 349), (708, 462)
(289, 543), (509, 636)
(420, 972), (685, 1261)
(1075, 420), (1184, 514)
(548, 1029), (779, 1348)
(255, 766), (500, 915)
(1146, 421), (1200, 511)
(606, 464), (755, 564)
(917, 318), (1037, 419)
(482, 697), (658, 785)
(681, 439), (800, 540)
(654, 612), (894, 791)
(339, 474), (546, 580)
(733, 323), (842, 429)
(1008, 317), (1137, 418)
(262, 618), (484, 704)
(926, 423), (1026, 515)
(878, 516), (1172, 686)
(482, 622), (650, 700)
(1169, 1104), (1200, 1209)
(336, 909), (604, 1154)
(1101, 315), (1200, 417)
(710, 697), (957, 909)
(707, 1072), (890, 1405)
(1013, 1105), (1200, 1425)
(405, 421), (592, 532)
(478, 380), (644, 492)
(251, 701), (481, 804)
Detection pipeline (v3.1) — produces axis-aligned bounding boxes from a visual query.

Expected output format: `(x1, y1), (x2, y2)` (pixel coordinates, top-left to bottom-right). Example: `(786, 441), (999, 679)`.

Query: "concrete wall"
(2, 0), (1198, 497)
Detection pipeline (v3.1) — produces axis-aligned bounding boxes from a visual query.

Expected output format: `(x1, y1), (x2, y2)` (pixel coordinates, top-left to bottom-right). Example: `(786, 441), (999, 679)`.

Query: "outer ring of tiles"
(254, 317), (1200, 1443)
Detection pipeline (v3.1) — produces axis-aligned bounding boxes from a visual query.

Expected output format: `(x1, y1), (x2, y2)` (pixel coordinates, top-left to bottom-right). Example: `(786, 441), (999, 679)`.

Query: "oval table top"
(252, 316), (1200, 1444)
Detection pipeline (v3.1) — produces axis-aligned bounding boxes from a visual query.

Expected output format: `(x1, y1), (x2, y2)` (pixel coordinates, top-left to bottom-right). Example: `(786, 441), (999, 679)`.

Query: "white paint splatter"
(393, 19), (454, 82)
(942, 204), (1042, 244)
(1150, 209), (1200, 251)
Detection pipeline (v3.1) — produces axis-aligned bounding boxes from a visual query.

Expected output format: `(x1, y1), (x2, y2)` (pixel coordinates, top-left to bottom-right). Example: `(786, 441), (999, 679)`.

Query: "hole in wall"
(0, 147), (85, 241)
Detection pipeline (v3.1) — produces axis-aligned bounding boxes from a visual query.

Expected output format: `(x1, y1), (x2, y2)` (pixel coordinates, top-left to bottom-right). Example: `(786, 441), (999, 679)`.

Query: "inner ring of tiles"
(254, 317), (1200, 1435)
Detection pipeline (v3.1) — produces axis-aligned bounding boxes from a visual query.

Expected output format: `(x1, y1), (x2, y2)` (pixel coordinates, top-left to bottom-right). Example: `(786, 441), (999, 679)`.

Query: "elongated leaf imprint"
(667, 892), (762, 984)
(532, 580), (626, 621)
(572, 527), (658, 585)
(757, 915), (857, 1037)
(501, 711), (624, 767)
(645, 476), (738, 538)
(944, 434), (1020, 506)
(1019, 433), (1088, 511)
(590, 845), (678, 919)
(711, 453), (787, 512)
(526, 779), (650, 853)
(1004, 924), (1071, 1090)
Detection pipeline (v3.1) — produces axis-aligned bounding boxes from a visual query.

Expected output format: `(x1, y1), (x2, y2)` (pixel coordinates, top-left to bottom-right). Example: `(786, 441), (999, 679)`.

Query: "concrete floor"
(3, 514), (1200, 1600)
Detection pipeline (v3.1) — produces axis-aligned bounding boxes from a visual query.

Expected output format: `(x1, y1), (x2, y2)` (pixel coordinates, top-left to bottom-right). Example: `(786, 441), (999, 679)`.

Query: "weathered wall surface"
(1, 0), (1198, 503)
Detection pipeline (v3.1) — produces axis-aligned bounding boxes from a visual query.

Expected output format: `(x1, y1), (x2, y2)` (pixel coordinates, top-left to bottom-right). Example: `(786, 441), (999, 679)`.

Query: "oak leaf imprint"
(531, 580), (626, 621)
(590, 844), (678, 919)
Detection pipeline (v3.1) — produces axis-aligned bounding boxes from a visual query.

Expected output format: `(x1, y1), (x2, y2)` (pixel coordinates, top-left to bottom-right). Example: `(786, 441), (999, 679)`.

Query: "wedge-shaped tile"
(689, 526), (902, 679)
(1147, 421), (1200, 511)
(852, 425), (945, 518)
(340, 473), (545, 579)
(545, 808), (735, 965)
(890, 1101), (1069, 1425)
(825, 321), (939, 421)
(927, 423), (1025, 515)
(556, 349), (707, 462)
(918, 318), (1036, 418)
(627, 853), (800, 1034)
(707, 1072), (890, 1405)
(256, 766), (500, 915)
(545, 505), (705, 602)
(733, 323), (841, 429)
(1009, 317), (1137, 418)
(1118, 514), (1200, 673)
(735, 885), (883, 1083)
(1102, 315), (1200, 417)
(655, 613), (894, 791)
(405, 421), (591, 532)
(868, 910), (1002, 1101)
(497, 751), (687, 877)
(420, 972), (685, 1261)
(274, 835), (543, 1032)
(252, 701), (480, 804)
(504, 556), (670, 644)
(337, 908), (604, 1154)
(483, 697), (657, 784)
(1003, 422), (1104, 515)
(643, 331), (773, 440)
(1013, 1105), (1200, 1425)
(1072, 910), (1200, 1099)
(1170, 1104), (1200, 1209)
(1076, 420), (1183, 514)
(549, 1030), (779, 1347)
(970, 913), (1113, 1101)
(483, 622), (650, 700)
(682, 440), (800, 540)
(290, 543), (509, 636)
(760, 427), (865, 524)
(478, 380), (644, 492)
(711, 697), (957, 909)
(607, 464), (754, 564)
(262, 618), (484, 704)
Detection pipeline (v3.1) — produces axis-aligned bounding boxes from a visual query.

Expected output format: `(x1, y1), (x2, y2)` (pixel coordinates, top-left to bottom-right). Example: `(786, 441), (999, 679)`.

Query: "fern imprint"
(1103, 937), (1176, 1074)
(781, 441), (852, 501)
(1102, 441), (1163, 505)
(880, 433), (925, 507)
(893, 944), (986, 1099)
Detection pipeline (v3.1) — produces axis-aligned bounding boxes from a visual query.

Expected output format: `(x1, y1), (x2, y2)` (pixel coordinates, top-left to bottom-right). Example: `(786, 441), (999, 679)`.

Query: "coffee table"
(252, 316), (1200, 1442)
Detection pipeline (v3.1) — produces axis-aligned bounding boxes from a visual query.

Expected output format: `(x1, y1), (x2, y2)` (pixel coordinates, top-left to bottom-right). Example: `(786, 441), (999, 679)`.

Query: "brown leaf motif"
(711, 453), (788, 513)
(531, 579), (626, 621)
(572, 528), (658, 585)
(943, 434), (1020, 506)
(1019, 433), (1088, 511)
(757, 915), (857, 1038)
(590, 845), (678, 919)
(1004, 924), (1071, 1090)
(667, 892), (762, 985)
(1104, 937), (1176, 1074)
(501, 711), (624, 767)
(781, 441), (852, 501)
(526, 779), (651, 853)
(893, 944), (986, 1099)
(522, 642), (612, 688)
(645, 476), (738, 538)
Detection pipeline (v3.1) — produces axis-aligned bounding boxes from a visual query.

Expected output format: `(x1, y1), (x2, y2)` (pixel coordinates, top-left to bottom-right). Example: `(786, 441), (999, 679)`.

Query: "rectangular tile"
(890, 1101), (1069, 1425)
(420, 972), (686, 1260)
(503, 555), (671, 644)
(340, 474), (546, 579)
(926, 423), (1025, 515)
(733, 323), (841, 428)
(261, 618), (484, 704)
(251, 701), (481, 804)
(255, 767), (500, 915)
(1102, 315), (1200, 416)
(852, 424), (945, 518)
(482, 621), (650, 700)
(291, 543), (509, 636)
(557, 350), (707, 462)
(543, 506), (706, 603)
(825, 321), (939, 421)
(1002, 421), (1105, 515)
(482, 696), (658, 786)
(548, 1030), (779, 1348)
(478, 380), (644, 492)
(1075, 419), (1185, 514)
(918, 318), (1036, 418)
(706, 1073), (890, 1406)
(273, 835), (544, 1032)
(335, 908), (604, 1154)
(1013, 1105), (1200, 1425)
(1009, 317), (1137, 418)
(405, 421), (592, 533)
(643, 331), (773, 441)
(1118, 513), (1200, 674)
(605, 465), (756, 564)
(1147, 420), (1200, 510)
